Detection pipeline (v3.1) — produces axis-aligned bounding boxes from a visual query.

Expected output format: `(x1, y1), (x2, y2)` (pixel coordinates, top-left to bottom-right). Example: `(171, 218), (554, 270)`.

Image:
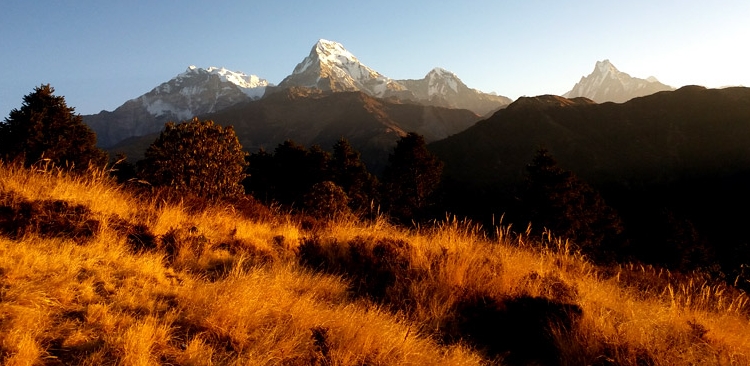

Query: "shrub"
(447, 293), (582, 364)
(522, 148), (624, 261)
(304, 181), (350, 218)
(298, 236), (415, 302)
(330, 138), (379, 212)
(138, 118), (247, 201)
(0, 192), (99, 243)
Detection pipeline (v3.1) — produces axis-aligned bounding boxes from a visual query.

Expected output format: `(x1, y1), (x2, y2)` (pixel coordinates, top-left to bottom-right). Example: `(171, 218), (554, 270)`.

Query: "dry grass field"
(0, 162), (748, 365)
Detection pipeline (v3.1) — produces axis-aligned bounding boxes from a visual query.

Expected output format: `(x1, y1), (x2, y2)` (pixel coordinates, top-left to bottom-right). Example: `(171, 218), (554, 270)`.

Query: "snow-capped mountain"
(142, 66), (269, 120)
(397, 68), (512, 116)
(273, 39), (410, 98)
(564, 60), (673, 103)
(85, 39), (510, 150)
(84, 66), (270, 147)
(271, 39), (510, 115)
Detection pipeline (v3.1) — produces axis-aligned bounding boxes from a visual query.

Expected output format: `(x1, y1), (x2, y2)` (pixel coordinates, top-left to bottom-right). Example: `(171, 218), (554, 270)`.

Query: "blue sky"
(2, 1), (749, 116)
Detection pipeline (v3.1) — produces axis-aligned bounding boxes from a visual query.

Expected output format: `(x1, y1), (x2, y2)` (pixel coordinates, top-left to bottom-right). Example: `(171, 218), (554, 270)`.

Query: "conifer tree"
(330, 138), (378, 211)
(307, 145), (332, 185)
(245, 148), (275, 201)
(522, 148), (624, 260)
(270, 140), (322, 206)
(0, 84), (107, 170)
(138, 118), (247, 201)
(381, 132), (444, 223)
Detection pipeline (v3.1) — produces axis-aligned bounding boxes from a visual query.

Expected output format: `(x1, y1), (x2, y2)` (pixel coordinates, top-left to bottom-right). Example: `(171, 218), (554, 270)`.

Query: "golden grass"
(0, 162), (748, 365)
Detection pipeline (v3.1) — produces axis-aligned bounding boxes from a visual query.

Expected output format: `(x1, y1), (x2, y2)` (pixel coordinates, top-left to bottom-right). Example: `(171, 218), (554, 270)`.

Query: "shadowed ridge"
(506, 95), (597, 111)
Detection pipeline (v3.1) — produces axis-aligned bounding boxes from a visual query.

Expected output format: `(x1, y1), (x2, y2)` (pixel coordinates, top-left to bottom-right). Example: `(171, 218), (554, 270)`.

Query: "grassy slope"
(0, 163), (748, 365)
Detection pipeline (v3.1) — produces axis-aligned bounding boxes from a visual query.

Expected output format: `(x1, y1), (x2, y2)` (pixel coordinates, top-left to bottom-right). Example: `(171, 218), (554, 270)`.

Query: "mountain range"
(73, 39), (750, 271)
(84, 39), (510, 150)
(82, 39), (690, 174)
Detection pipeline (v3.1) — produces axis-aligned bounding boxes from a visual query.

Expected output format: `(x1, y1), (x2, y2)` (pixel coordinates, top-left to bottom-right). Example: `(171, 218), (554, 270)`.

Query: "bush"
(447, 294), (582, 364)
(304, 181), (350, 218)
(298, 236), (415, 302)
(138, 118), (247, 201)
(330, 138), (379, 212)
(0, 192), (99, 243)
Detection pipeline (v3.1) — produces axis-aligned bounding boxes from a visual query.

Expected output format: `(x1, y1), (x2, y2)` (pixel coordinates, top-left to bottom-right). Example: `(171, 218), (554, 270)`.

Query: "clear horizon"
(2, 1), (749, 116)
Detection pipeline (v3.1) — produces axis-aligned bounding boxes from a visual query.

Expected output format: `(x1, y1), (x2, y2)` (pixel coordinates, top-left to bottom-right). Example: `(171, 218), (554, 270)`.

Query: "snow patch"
(143, 98), (191, 120)
(175, 65), (270, 99)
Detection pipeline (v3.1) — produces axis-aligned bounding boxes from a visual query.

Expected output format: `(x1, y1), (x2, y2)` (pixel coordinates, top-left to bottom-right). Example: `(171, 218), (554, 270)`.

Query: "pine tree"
(307, 145), (332, 185)
(0, 84), (107, 170)
(522, 148), (624, 260)
(138, 118), (247, 201)
(330, 138), (378, 211)
(271, 140), (322, 206)
(245, 148), (275, 201)
(381, 132), (444, 223)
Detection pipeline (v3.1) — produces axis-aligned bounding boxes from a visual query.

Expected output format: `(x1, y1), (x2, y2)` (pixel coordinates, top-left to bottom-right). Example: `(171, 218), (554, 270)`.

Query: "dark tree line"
(244, 134), (443, 222)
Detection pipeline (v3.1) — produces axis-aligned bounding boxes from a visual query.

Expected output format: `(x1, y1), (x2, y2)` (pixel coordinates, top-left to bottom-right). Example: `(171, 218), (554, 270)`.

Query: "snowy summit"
(277, 39), (408, 97)
(182, 66), (270, 99)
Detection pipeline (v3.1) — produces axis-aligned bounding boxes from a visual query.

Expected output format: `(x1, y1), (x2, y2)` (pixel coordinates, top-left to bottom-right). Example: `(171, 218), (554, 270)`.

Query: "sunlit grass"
(0, 162), (748, 365)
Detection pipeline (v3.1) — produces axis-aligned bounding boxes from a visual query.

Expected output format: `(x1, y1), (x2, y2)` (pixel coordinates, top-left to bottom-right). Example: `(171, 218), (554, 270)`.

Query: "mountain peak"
(175, 66), (270, 98)
(272, 40), (511, 115)
(312, 39), (360, 67)
(595, 59), (618, 76)
(426, 67), (461, 94)
(84, 65), (270, 147)
(279, 39), (405, 97)
(564, 60), (673, 103)
(315, 39), (348, 53)
(427, 67), (453, 77)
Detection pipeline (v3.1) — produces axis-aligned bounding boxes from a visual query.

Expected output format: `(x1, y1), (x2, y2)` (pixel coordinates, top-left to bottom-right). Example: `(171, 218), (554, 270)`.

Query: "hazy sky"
(2, 1), (749, 116)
